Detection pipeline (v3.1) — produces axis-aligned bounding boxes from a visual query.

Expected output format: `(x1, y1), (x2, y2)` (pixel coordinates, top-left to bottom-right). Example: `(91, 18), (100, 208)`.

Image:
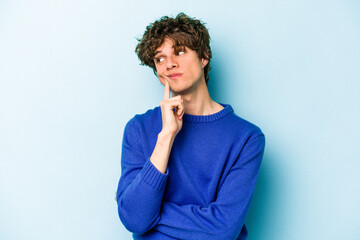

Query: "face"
(154, 38), (208, 95)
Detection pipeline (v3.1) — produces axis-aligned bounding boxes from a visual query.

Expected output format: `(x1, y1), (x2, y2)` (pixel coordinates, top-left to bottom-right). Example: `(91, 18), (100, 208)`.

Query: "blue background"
(1, 0), (359, 239)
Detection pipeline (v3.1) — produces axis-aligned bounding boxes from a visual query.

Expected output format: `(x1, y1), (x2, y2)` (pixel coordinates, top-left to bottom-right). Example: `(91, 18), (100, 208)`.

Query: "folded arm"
(117, 84), (185, 234)
(154, 135), (266, 240)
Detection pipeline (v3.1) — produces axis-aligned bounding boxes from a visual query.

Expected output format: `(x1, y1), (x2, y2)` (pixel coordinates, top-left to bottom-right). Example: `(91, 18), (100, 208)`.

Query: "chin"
(172, 85), (194, 95)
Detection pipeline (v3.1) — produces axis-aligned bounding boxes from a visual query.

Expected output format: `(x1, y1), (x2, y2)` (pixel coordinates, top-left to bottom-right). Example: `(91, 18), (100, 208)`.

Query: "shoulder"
(233, 113), (263, 136)
(223, 104), (264, 135)
(124, 106), (161, 132)
(221, 104), (265, 146)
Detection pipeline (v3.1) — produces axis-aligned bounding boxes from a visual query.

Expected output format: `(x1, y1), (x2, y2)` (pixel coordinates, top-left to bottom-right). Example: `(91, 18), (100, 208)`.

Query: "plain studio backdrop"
(0, 0), (359, 239)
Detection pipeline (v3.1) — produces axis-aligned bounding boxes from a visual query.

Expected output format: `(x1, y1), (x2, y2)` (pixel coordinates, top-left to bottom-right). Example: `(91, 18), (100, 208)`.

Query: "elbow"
(217, 224), (245, 240)
(121, 220), (149, 234)
(210, 230), (237, 240)
(117, 203), (155, 234)
(208, 222), (242, 240)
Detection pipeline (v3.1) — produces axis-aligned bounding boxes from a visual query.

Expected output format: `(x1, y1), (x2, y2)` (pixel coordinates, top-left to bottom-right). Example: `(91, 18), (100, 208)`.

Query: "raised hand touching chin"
(149, 80), (185, 174)
(159, 80), (185, 136)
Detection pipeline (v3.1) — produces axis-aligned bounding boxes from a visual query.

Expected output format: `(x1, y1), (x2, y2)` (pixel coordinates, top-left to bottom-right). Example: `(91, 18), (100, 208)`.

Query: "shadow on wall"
(208, 50), (281, 239)
(207, 47), (233, 104)
(245, 150), (282, 240)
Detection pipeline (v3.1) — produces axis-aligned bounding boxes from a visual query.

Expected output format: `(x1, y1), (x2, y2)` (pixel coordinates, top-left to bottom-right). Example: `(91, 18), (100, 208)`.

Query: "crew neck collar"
(182, 103), (233, 123)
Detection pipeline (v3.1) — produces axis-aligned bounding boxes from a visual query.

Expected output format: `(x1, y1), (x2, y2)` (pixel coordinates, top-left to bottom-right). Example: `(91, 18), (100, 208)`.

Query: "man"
(116, 13), (265, 240)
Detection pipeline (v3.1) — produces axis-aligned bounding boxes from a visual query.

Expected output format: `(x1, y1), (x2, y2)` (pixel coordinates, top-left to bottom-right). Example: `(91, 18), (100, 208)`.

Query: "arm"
(150, 79), (184, 174)
(154, 135), (266, 240)
(116, 118), (169, 233)
(116, 80), (185, 233)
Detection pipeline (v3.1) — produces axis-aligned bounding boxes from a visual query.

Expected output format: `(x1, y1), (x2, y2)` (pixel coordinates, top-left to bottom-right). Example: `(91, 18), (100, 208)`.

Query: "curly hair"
(135, 13), (212, 84)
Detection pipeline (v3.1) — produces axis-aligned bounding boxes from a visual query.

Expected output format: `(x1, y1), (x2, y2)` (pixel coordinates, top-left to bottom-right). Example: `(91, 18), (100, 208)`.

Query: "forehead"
(155, 38), (175, 53)
(154, 37), (188, 55)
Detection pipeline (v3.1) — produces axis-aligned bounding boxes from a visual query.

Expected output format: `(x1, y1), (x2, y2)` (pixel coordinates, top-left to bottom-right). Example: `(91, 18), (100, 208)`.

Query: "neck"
(172, 79), (223, 115)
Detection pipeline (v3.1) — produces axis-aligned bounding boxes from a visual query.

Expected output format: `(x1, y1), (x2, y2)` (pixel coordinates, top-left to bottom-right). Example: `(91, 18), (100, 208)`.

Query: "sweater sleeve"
(116, 117), (169, 234)
(154, 134), (265, 240)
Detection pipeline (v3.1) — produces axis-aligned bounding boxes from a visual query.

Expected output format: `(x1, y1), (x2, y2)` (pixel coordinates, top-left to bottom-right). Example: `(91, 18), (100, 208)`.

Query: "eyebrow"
(154, 45), (184, 58)
(154, 50), (162, 56)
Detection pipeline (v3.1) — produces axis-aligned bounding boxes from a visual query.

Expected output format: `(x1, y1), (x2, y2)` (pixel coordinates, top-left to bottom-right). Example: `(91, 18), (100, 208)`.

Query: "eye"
(177, 51), (185, 56)
(156, 57), (165, 63)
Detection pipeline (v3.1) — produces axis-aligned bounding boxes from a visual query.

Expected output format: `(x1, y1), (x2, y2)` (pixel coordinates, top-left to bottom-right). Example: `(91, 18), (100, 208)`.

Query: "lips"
(167, 73), (182, 80)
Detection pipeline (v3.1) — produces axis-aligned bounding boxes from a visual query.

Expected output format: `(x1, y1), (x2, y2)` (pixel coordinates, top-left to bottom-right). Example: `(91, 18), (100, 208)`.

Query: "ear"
(201, 58), (209, 68)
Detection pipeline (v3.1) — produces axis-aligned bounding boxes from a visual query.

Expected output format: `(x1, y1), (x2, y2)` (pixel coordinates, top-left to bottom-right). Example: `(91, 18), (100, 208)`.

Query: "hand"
(160, 80), (185, 136)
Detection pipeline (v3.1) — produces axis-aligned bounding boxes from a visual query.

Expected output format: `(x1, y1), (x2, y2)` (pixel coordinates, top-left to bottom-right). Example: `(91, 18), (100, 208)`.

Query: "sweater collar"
(182, 103), (233, 123)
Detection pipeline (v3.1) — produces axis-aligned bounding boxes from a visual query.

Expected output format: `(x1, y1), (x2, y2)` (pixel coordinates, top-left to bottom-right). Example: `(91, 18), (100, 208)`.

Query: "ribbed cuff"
(139, 158), (169, 191)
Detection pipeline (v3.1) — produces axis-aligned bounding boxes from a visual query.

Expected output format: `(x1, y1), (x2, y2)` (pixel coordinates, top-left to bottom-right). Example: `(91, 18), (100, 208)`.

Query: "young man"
(116, 13), (265, 240)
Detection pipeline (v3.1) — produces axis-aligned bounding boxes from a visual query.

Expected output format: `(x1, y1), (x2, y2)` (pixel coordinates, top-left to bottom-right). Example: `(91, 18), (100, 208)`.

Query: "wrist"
(158, 130), (176, 144)
(150, 130), (175, 174)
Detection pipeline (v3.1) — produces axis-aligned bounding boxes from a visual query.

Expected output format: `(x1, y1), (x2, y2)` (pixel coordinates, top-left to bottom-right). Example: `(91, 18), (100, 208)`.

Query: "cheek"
(158, 76), (166, 85)
(188, 62), (202, 76)
(156, 69), (166, 85)
(155, 66), (162, 75)
(184, 57), (202, 73)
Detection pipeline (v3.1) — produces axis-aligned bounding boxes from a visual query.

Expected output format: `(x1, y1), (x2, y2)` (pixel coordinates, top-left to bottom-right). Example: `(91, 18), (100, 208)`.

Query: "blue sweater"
(116, 103), (265, 240)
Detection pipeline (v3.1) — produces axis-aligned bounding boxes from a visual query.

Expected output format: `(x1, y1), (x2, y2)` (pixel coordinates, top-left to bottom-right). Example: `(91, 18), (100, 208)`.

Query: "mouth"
(167, 73), (182, 80)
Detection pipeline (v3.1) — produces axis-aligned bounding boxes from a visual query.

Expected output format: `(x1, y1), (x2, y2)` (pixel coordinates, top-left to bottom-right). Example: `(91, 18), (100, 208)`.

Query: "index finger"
(163, 80), (170, 100)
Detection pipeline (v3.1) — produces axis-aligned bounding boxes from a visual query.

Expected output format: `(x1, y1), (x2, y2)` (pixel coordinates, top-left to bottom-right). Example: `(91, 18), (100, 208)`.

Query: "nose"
(166, 55), (178, 70)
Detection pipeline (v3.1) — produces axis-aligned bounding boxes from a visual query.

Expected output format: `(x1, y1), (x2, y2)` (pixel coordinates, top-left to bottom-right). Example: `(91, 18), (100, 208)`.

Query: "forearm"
(150, 130), (176, 174)
(155, 202), (237, 240)
(117, 158), (168, 233)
